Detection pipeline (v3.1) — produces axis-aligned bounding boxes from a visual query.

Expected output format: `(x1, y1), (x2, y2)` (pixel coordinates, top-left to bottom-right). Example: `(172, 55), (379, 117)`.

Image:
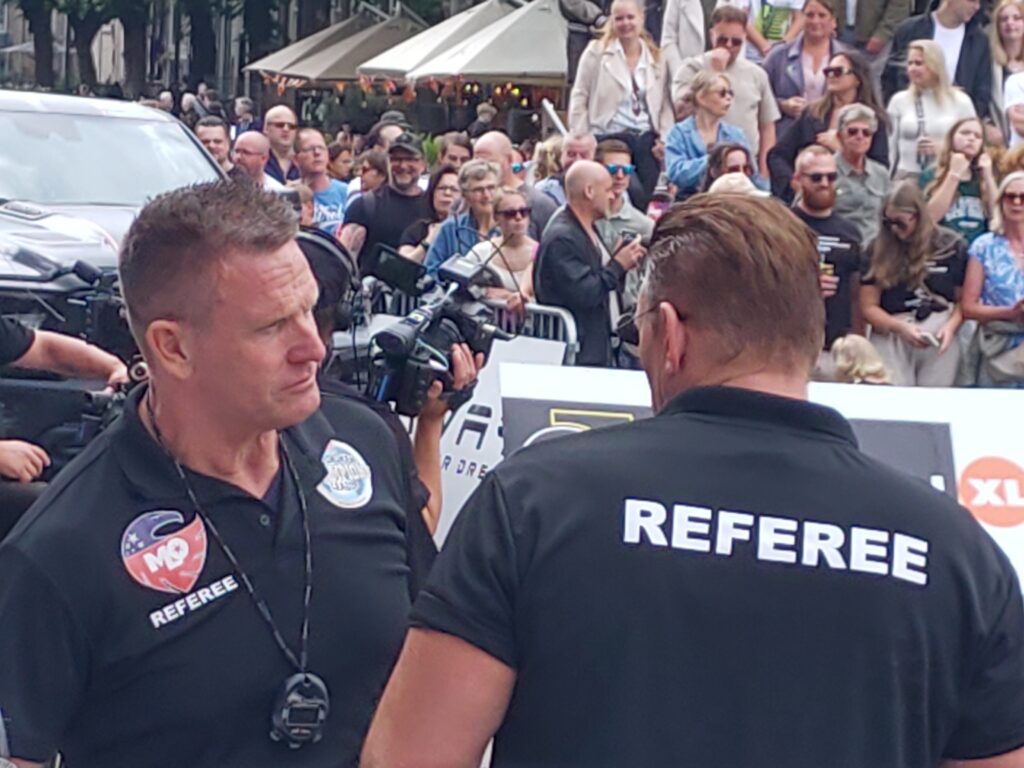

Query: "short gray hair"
(836, 103), (878, 134)
(458, 159), (500, 189)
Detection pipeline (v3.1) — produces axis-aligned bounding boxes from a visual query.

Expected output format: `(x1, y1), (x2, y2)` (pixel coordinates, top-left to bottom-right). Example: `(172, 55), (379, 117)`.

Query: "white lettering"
(186, 592), (202, 610)
(196, 587), (214, 604)
(850, 527), (890, 576)
(891, 533), (929, 586)
(223, 575), (239, 591)
(801, 521), (847, 569)
(623, 499), (668, 546)
(757, 516), (798, 564)
(150, 610), (169, 628)
(1005, 479), (1024, 506)
(970, 478), (1004, 506)
(146, 575), (241, 630)
(142, 537), (190, 573)
(715, 510), (754, 556)
(671, 505), (712, 552)
(211, 579), (226, 597)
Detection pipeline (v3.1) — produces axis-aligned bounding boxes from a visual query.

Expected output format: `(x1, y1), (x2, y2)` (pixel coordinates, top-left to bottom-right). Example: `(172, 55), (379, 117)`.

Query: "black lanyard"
(145, 393), (314, 675)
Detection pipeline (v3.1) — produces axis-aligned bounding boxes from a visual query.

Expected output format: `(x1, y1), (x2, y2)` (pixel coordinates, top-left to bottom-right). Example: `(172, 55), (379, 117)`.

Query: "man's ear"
(661, 302), (687, 378)
(145, 320), (194, 381)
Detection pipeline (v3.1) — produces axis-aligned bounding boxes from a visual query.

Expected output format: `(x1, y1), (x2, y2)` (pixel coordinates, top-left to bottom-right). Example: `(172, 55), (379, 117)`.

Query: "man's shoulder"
(732, 57), (770, 81)
(895, 11), (931, 37)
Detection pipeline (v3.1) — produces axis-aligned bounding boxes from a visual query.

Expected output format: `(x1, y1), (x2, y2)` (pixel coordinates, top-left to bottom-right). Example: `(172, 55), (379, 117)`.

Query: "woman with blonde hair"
(887, 39), (976, 180)
(665, 69), (751, 196)
(568, 0), (674, 200)
(831, 334), (893, 384)
(920, 116), (997, 245)
(530, 134), (563, 185)
(990, 0), (1024, 143)
(860, 181), (968, 386)
(466, 186), (538, 314)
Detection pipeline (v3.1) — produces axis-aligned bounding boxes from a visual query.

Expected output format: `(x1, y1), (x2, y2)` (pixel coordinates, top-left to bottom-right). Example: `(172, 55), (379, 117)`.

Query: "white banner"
(497, 363), (1024, 579)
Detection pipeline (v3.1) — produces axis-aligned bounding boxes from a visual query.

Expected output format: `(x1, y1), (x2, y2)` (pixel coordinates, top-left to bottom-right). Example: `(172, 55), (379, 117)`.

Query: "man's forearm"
(413, 415), (444, 535)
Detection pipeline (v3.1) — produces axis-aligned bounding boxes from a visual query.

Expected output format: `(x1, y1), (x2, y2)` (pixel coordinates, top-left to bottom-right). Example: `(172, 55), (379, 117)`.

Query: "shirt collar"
(112, 384), (326, 504)
(656, 385), (858, 447)
(613, 38), (649, 68)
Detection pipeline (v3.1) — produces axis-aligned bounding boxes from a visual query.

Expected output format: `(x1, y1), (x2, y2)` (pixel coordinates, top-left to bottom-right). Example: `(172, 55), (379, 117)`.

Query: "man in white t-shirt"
(881, 0), (990, 118)
(1005, 72), (1024, 148)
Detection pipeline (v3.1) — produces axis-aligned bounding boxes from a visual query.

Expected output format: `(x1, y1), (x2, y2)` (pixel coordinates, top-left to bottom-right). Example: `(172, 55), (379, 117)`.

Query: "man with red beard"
(791, 144), (865, 379)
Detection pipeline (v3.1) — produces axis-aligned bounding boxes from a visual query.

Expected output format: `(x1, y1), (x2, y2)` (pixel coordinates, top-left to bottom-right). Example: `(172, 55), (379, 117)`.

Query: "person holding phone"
(919, 117), (997, 245)
(860, 181), (967, 385)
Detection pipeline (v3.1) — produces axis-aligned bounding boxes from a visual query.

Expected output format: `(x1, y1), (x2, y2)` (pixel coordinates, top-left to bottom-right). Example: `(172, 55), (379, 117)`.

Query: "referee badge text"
(317, 440), (374, 509)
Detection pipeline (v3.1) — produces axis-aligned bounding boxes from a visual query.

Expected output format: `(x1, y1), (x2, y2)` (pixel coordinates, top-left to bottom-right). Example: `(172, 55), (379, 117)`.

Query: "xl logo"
(121, 511), (208, 594)
(958, 457), (1024, 528)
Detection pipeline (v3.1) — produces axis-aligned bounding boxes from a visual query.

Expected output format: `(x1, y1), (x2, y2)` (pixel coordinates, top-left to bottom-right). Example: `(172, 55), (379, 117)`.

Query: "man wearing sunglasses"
(791, 145), (865, 378)
(362, 193), (1024, 768)
(262, 105), (301, 184)
(671, 5), (780, 178)
(595, 139), (654, 314)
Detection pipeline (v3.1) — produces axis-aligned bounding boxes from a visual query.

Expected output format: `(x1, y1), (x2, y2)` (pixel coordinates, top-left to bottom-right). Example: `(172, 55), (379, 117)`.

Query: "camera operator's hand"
(419, 343), (485, 421)
(613, 236), (645, 272)
(0, 439), (51, 483)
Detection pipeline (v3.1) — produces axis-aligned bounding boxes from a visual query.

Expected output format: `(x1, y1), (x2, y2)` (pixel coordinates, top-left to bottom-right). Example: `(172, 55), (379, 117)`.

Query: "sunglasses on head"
(1005, 191), (1024, 205)
(844, 126), (873, 138)
(807, 171), (838, 183)
(823, 66), (853, 78)
(606, 163), (636, 176)
(715, 35), (744, 47)
(497, 206), (532, 219)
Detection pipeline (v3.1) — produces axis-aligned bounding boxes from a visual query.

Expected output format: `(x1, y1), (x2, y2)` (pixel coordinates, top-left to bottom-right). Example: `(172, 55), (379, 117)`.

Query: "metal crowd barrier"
(376, 290), (580, 365)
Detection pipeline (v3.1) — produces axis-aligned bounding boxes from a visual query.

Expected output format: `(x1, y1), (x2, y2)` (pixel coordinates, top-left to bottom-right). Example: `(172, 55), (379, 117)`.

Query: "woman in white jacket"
(569, 0), (674, 205)
(887, 39), (976, 181)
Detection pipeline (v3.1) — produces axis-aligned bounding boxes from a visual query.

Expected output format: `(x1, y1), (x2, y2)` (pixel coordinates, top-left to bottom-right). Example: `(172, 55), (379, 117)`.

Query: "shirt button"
(259, 513), (271, 528)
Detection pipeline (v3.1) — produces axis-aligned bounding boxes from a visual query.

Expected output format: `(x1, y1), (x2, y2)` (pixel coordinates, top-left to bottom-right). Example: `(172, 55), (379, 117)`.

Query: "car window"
(0, 112), (221, 206)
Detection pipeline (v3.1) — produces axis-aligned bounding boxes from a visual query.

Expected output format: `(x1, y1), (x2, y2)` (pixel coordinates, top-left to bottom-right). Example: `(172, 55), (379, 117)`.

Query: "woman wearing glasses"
(859, 182), (967, 386)
(568, 0), (674, 204)
(399, 164), (460, 264)
(763, 0), (849, 139)
(961, 172), (1024, 386)
(697, 141), (760, 193)
(919, 117), (997, 246)
(665, 70), (750, 197)
(888, 39), (976, 181)
(768, 50), (888, 201)
(466, 187), (537, 314)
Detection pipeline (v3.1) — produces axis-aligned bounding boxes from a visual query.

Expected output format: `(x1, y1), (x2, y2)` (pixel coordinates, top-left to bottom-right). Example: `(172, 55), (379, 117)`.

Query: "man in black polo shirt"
(362, 194), (1024, 768)
(338, 132), (431, 274)
(534, 160), (645, 367)
(0, 182), (427, 767)
(791, 145), (865, 378)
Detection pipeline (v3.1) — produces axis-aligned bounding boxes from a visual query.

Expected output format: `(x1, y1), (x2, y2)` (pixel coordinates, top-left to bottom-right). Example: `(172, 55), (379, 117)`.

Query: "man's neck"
(569, 202), (596, 231)
(840, 149), (865, 173)
(141, 387), (281, 498)
(797, 199), (831, 219)
(304, 172), (331, 193)
(390, 181), (420, 198)
(610, 192), (627, 214)
(272, 146), (292, 165)
(659, 369), (809, 411)
(219, 159), (235, 173)
(933, 7), (962, 29)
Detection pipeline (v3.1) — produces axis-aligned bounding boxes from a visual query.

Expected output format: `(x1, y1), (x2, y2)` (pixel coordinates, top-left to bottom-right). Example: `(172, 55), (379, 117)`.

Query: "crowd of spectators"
(155, 0), (1024, 388)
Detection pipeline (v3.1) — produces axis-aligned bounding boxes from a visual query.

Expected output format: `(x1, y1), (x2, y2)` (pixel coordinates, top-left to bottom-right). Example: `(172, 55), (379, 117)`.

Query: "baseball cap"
(707, 172), (770, 197)
(387, 131), (423, 157)
(379, 109), (411, 128)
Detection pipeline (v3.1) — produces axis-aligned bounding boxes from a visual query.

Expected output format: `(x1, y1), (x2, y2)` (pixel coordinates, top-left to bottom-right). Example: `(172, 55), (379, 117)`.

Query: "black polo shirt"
(413, 386), (1024, 767)
(0, 386), (412, 767)
(0, 317), (34, 366)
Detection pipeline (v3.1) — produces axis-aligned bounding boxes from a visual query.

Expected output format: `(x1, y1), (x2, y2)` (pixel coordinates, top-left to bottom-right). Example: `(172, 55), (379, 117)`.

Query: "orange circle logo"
(959, 457), (1024, 528)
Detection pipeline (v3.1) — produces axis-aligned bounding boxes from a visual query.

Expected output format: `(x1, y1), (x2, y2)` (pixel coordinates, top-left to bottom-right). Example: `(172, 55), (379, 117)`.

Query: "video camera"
(365, 245), (512, 417)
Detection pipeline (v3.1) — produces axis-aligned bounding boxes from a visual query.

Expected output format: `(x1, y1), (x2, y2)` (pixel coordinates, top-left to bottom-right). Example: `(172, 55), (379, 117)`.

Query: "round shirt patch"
(317, 440), (374, 509)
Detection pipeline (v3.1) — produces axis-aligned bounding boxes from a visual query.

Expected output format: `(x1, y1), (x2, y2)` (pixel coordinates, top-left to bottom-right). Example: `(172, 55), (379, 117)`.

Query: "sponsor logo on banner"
(959, 457), (1024, 528)
(317, 440), (373, 509)
(121, 510), (207, 594)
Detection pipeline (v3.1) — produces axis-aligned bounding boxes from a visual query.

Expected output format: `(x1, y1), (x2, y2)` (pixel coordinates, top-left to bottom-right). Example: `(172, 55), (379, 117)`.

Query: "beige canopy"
(358, 0), (517, 81)
(268, 16), (427, 81)
(243, 15), (376, 74)
(406, 0), (567, 86)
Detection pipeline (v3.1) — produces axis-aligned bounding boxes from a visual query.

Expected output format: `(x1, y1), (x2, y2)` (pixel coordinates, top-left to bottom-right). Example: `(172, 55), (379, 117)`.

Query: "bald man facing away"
(532, 160), (645, 367)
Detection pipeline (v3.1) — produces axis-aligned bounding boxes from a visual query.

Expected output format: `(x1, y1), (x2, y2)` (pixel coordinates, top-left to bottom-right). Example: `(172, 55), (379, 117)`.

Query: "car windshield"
(0, 111), (221, 206)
